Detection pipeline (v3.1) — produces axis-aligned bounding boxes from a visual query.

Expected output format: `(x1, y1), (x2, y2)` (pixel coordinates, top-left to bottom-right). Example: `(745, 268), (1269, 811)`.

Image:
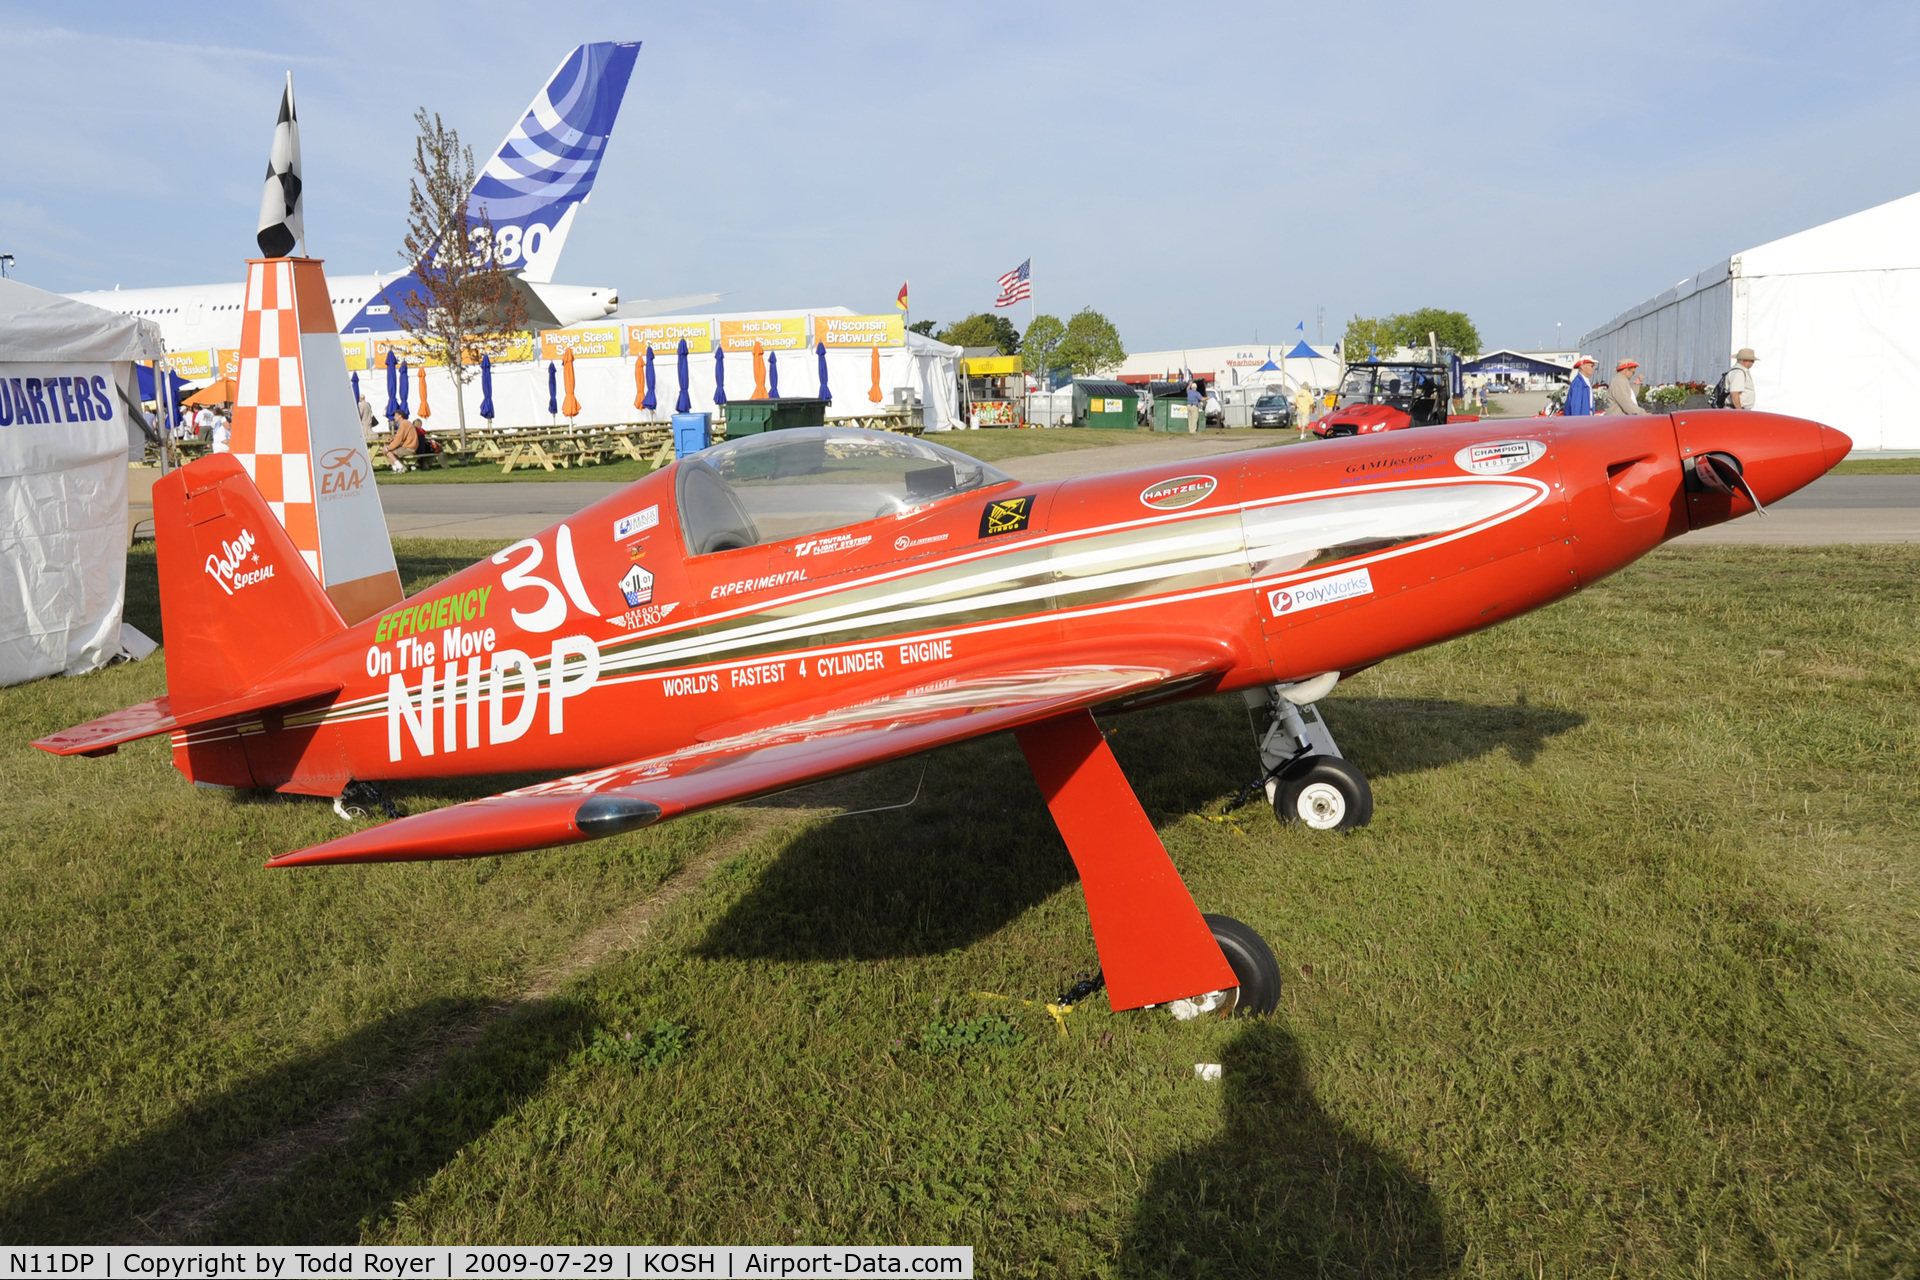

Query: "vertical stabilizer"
(468, 40), (640, 284)
(232, 257), (402, 623)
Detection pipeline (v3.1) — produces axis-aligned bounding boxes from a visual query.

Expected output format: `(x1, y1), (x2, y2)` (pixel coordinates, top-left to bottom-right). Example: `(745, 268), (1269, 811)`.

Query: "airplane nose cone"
(1821, 423), (1853, 470)
(1671, 410), (1843, 531)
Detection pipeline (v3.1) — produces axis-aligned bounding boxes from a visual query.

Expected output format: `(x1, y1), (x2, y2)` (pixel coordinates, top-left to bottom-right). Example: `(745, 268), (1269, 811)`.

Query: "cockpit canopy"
(676, 427), (1012, 555)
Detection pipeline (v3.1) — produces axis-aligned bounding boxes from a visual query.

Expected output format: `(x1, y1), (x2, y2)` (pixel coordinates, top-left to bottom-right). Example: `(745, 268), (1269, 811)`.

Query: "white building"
(1112, 342), (1341, 391)
(1581, 190), (1920, 449)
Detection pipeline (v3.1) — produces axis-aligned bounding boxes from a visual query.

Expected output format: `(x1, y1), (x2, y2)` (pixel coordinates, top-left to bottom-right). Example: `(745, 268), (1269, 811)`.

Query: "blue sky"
(5, 1), (1919, 353)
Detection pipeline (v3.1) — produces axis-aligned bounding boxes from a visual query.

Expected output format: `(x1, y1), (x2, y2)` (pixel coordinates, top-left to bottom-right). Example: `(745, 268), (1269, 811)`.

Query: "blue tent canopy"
(135, 365), (194, 404)
(1285, 341), (1319, 360)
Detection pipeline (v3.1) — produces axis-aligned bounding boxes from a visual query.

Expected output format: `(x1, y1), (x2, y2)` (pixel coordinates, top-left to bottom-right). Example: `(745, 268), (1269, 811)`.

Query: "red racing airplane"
(36, 410), (1848, 1018)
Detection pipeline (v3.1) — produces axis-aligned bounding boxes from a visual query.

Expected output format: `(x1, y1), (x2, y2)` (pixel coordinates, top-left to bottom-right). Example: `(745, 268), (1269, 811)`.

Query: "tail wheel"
(1271, 755), (1373, 831)
(1204, 914), (1282, 1016)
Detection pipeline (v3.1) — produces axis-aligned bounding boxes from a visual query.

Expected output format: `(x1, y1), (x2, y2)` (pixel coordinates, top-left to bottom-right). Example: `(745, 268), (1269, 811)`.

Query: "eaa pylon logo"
(319, 447), (369, 499)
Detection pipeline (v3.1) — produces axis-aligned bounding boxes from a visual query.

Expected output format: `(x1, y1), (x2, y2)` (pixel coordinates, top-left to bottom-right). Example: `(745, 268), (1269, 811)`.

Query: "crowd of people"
(1561, 348), (1758, 416)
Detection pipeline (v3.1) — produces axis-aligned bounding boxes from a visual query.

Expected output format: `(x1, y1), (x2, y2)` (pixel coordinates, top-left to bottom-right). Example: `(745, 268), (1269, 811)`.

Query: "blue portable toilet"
(672, 412), (712, 460)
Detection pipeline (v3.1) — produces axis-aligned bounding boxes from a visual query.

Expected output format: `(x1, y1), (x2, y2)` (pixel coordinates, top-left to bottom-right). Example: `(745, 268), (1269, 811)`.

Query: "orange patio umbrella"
(185, 378), (238, 406)
(633, 346), (647, 410)
(562, 348), (581, 419)
(867, 346), (883, 404)
(416, 365), (431, 419)
(751, 341), (768, 400)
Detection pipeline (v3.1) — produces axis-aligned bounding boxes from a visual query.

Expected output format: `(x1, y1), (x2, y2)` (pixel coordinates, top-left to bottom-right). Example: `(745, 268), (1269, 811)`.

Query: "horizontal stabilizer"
(268, 646), (1234, 867)
(33, 676), (344, 758)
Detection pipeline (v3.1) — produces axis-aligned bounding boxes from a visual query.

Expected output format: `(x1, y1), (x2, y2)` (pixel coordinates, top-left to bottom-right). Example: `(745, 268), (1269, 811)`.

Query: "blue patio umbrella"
(351, 371), (361, 405)
(384, 349), (398, 419)
(547, 362), (558, 416)
(479, 354), (495, 421)
(768, 349), (780, 399)
(642, 345), (658, 412)
(713, 346), (727, 406)
(397, 360), (411, 417)
(816, 341), (830, 402)
(675, 339), (691, 414)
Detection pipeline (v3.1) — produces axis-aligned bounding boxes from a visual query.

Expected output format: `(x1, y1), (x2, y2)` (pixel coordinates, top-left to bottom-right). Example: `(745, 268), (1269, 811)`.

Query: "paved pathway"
(373, 440), (1920, 546)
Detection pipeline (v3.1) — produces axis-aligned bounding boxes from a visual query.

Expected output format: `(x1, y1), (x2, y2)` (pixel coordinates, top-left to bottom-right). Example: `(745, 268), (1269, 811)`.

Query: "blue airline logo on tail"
(470, 40), (640, 284)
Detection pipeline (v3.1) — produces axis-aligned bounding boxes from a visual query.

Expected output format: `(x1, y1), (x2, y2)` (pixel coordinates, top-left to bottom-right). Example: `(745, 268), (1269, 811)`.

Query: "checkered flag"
(255, 72), (304, 258)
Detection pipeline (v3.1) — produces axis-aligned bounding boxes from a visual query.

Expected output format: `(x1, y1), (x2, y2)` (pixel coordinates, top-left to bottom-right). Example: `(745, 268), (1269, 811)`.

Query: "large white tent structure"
(0, 279), (162, 685)
(1581, 190), (1920, 449)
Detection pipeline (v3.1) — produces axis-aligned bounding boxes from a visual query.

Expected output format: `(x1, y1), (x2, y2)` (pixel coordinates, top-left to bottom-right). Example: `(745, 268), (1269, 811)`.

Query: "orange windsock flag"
(751, 341), (768, 400)
(895, 281), (909, 312)
(868, 345), (883, 403)
(562, 349), (581, 419)
(416, 365), (431, 418)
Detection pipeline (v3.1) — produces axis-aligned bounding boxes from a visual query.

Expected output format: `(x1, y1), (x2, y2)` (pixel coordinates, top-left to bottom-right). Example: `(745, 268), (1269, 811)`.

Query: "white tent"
(0, 278), (163, 686)
(1581, 190), (1920, 449)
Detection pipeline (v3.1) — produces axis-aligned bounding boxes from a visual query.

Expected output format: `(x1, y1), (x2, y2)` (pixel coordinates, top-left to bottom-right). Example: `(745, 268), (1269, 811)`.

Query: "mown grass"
(4, 543), (1917, 1274)
(1831, 456), (1920, 474)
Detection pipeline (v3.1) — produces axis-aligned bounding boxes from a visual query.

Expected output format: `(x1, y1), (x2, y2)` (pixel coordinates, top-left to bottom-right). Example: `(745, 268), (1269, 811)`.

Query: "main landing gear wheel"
(1166, 914), (1283, 1019)
(1269, 755), (1373, 832)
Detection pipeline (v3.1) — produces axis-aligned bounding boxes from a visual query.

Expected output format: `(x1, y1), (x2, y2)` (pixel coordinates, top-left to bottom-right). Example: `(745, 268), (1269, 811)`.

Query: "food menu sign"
(719, 317), (808, 351)
(815, 314), (904, 347)
(626, 320), (713, 354)
(539, 326), (622, 360)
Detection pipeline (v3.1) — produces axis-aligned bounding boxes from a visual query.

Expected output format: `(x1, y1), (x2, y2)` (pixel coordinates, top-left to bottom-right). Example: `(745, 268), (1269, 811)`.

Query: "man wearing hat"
(1564, 355), (1597, 416)
(1725, 348), (1758, 410)
(1608, 359), (1647, 415)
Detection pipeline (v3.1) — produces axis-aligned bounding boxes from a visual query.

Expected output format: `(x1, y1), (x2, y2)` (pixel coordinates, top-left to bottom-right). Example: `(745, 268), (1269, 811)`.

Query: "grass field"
(373, 427), (1301, 485)
(1831, 456), (1920, 474)
(2, 542), (1916, 1273)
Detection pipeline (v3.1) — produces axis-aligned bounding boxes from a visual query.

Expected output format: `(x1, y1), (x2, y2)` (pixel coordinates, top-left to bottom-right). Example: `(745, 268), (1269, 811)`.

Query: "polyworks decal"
(980, 495), (1034, 537)
(1455, 439), (1547, 475)
(318, 447), (369, 499)
(794, 532), (872, 556)
(1267, 567), (1375, 616)
(1140, 474), (1217, 510)
(894, 532), (949, 551)
(203, 528), (274, 596)
(620, 565), (655, 606)
(613, 505), (659, 540)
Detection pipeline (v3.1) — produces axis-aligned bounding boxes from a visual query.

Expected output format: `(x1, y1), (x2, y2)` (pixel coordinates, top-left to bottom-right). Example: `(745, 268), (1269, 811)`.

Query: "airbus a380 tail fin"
(470, 40), (640, 284)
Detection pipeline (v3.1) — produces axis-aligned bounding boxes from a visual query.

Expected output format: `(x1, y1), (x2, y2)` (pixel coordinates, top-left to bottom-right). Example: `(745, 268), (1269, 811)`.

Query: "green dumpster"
(722, 397), (830, 436)
(1071, 379), (1139, 429)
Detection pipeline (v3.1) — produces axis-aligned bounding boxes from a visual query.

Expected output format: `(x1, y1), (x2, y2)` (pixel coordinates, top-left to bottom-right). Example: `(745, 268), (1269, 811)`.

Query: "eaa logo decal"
(1140, 474), (1218, 510)
(1267, 567), (1374, 616)
(620, 565), (655, 607)
(204, 527), (275, 596)
(980, 495), (1034, 538)
(318, 447), (369, 499)
(1455, 439), (1548, 475)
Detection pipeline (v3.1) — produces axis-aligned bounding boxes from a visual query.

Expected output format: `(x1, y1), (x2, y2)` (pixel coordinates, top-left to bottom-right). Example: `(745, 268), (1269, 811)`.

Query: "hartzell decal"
(711, 569), (807, 600)
(204, 527), (273, 595)
(1139, 474), (1218, 510)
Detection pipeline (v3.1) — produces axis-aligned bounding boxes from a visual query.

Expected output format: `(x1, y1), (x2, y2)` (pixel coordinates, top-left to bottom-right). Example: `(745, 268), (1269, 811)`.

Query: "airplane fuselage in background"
(64, 275), (619, 355)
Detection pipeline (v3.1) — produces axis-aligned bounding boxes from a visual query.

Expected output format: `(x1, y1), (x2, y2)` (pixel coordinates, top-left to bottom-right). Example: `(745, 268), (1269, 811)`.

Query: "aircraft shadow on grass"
(698, 692), (1584, 965)
(0, 994), (573, 1244)
(1120, 1020), (1452, 1277)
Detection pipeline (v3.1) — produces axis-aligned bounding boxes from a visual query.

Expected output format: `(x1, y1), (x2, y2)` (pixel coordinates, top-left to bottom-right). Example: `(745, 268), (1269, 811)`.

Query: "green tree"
(1342, 314), (1396, 363)
(1387, 308), (1481, 357)
(937, 312), (1021, 354)
(1021, 314), (1066, 380)
(1055, 307), (1125, 376)
(907, 319), (938, 337)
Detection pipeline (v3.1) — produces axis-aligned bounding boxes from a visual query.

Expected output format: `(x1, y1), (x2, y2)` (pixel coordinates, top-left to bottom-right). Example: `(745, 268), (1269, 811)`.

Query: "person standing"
(1608, 360), (1647, 415)
(1292, 382), (1314, 438)
(1563, 356), (1597, 416)
(357, 394), (377, 439)
(1184, 380), (1201, 434)
(210, 412), (231, 454)
(1725, 348), (1758, 409)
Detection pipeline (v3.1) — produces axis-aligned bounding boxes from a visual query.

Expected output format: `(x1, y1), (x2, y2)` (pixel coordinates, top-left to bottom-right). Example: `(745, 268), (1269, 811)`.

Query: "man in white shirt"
(1725, 348), (1758, 409)
(193, 405), (219, 439)
(211, 413), (232, 453)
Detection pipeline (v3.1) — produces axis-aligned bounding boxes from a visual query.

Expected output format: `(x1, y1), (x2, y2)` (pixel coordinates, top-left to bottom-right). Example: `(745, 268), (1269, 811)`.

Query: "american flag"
(993, 259), (1031, 308)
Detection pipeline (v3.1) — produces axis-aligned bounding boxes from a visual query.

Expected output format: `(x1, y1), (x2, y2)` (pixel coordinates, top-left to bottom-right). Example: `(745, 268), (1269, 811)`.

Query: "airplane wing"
(266, 642), (1235, 867)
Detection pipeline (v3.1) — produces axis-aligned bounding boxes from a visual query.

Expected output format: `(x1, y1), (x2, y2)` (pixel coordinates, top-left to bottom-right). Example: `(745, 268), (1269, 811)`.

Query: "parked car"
(1250, 394), (1293, 430)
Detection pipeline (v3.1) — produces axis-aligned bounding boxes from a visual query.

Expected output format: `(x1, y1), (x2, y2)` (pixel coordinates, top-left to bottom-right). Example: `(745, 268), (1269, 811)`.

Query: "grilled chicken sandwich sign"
(35, 410), (1850, 1019)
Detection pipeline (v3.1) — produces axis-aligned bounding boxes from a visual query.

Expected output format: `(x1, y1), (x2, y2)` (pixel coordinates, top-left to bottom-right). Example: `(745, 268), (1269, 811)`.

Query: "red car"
(1313, 358), (1479, 437)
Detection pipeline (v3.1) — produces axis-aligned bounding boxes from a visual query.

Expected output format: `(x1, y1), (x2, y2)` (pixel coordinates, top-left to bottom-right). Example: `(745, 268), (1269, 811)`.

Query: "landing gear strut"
(1243, 675), (1373, 832)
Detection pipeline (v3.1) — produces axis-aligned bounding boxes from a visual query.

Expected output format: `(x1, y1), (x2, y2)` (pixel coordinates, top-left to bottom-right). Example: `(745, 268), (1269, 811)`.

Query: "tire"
(1202, 914), (1282, 1016)
(1272, 755), (1372, 831)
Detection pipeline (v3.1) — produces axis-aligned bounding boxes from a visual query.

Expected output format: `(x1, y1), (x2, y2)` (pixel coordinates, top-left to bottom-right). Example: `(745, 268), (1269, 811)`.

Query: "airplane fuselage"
(162, 412), (1847, 799)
